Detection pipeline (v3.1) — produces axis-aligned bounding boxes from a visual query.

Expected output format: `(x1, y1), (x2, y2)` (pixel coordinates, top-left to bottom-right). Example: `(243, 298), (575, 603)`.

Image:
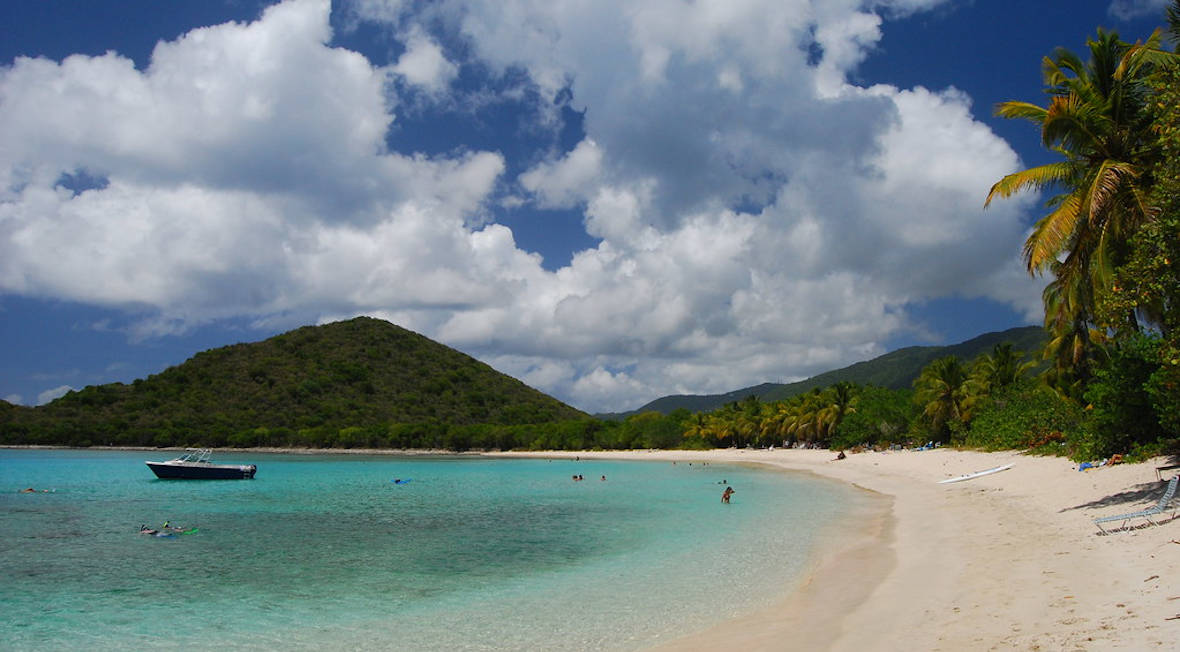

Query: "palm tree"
(760, 402), (791, 445)
(971, 343), (1036, 393)
(1039, 262), (1109, 398)
(818, 382), (858, 440)
(683, 413), (712, 443)
(988, 29), (1167, 274)
(707, 411), (736, 447)
(775, 399), (804, 446)
(913, 356), (972, 440)
(778, 393), (822, 446)
(986, 28), (1176, 370)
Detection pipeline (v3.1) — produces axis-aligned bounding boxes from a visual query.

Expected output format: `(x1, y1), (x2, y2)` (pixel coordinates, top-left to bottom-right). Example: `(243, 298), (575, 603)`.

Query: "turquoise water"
(1, 449), (857, 651)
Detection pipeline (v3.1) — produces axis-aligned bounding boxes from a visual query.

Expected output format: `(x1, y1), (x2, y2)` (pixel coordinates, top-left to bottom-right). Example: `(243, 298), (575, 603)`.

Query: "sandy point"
(495, 448), (1180, 650)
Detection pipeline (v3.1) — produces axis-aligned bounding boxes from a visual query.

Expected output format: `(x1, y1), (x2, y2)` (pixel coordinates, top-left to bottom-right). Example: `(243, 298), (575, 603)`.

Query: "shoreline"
(8, 444), (1180, 648)
(491, 449), (897, 651)
(1, 444), (483, 456)
(492, 448), (1180, 650)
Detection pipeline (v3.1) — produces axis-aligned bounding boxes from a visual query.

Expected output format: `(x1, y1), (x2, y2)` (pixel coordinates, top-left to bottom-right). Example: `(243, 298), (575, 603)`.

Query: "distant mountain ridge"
(0, 317), (586, 446)
(602, 325), (1046, 418)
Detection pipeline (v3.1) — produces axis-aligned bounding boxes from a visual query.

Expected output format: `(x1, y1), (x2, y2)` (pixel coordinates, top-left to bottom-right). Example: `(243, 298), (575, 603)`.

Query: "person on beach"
(722, 486), (735, 504)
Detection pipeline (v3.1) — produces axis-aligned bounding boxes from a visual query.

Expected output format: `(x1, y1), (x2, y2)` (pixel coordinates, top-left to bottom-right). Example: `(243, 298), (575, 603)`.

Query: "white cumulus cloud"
(1, 0), (1046, 413)
(392, 27), (459, 93)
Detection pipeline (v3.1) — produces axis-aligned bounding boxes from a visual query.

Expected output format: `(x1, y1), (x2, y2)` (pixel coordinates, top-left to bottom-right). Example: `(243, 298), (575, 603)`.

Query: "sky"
(0, 0), (1173, 414)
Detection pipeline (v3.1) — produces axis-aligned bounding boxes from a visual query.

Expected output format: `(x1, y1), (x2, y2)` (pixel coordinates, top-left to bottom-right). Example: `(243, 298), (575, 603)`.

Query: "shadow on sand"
(1060, 479), (1174, 514)
(1058, 454), (1180, 515)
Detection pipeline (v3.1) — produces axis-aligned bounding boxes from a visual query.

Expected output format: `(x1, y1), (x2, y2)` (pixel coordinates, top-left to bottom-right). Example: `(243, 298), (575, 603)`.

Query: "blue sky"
(0, 0), (1172, 413)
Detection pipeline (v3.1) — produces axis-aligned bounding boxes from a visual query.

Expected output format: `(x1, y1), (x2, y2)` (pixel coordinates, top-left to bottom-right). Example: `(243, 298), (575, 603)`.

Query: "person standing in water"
(721, 486), (735, 504)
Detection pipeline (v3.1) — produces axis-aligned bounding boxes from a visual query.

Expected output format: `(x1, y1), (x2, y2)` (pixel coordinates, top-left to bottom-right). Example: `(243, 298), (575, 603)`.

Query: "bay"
(0, 449), (856, 650)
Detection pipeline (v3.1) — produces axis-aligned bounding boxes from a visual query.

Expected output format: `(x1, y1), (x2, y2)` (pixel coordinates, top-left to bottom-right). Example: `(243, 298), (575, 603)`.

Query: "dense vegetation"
(979, 5), (1180, 459)
(674, 342), (1062, 453)
(609, 326), (1045, 417)
(0, 317), (593, 449)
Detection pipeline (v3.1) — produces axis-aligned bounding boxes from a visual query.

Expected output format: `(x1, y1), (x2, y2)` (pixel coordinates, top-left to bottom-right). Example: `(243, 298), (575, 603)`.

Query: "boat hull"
(146, 462), (257, 480)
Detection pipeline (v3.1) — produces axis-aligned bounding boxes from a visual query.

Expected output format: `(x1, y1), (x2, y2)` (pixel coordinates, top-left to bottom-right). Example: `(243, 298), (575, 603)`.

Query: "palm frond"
(985, 162), (1070, 206)
(1169, 0), (1180, 50)
(994, 100), (1048, 123)
(1044, 49), (1086, 89)
(1023, 192), (1084, 272)
(1042, 94), (1109, 153)
(1086, 159), (1138, 220)
(1117, 30), (1176, 78)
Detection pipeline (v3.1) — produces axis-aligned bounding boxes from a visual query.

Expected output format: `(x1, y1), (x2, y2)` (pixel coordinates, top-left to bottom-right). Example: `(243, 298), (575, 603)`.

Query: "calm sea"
(0, 449), (859, 651)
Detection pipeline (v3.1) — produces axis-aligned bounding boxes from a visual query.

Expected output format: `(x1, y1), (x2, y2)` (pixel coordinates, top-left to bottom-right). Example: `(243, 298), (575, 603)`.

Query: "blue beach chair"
(1094, 474), (1180, 534)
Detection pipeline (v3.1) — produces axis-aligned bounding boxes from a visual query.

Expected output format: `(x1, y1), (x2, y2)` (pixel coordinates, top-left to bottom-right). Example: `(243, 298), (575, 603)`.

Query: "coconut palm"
(1039, 261), (1110, 398)
(803, 390), (833, 444)
(774, 398), (805, 445)
(913, 356), (972, 440)
(779, 392), (821, 446)
(707, 412), (736, 447)
(987, 29), (1168, 273)
(986, 28), (1176, 370)
(760, 402), (791, 445)
(818, 382), (858, 440)
(683, 413), (712, 443)
(971, 343), (1036, 393)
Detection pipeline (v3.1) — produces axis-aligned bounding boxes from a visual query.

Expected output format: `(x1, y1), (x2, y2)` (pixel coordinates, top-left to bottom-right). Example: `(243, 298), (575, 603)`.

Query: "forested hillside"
(616, 326), (1046, 416)
(0, 317), (587, 448)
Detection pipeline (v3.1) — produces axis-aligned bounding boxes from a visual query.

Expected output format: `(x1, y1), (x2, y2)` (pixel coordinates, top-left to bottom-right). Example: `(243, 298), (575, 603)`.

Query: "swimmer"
(721, 486), (735, 504)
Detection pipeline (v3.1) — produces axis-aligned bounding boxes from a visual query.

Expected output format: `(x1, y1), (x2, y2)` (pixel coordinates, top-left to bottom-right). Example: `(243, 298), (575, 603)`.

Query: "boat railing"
(175, 448), (214, 464)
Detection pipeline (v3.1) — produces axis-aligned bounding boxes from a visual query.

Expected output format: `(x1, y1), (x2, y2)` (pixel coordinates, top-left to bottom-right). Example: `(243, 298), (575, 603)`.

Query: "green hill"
(609, 326), (1046, 417)
(0, 317), (586, 447)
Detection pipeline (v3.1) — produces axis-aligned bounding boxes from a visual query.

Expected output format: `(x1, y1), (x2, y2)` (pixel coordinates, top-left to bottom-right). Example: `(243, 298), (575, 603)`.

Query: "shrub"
(956, 379), (1083, 452)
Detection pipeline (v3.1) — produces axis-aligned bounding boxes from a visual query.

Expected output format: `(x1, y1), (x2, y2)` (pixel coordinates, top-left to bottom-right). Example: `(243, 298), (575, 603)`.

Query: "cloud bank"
(0, 0), (1042, 412)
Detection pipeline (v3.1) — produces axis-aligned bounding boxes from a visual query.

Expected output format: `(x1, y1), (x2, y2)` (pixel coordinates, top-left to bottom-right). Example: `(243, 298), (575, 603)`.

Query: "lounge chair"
(1094, 474), (1180, 534)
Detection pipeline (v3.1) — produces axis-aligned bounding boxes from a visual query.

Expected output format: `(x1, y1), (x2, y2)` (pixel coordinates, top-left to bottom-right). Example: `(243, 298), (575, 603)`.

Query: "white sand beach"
(499, 448), (1180, 650)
